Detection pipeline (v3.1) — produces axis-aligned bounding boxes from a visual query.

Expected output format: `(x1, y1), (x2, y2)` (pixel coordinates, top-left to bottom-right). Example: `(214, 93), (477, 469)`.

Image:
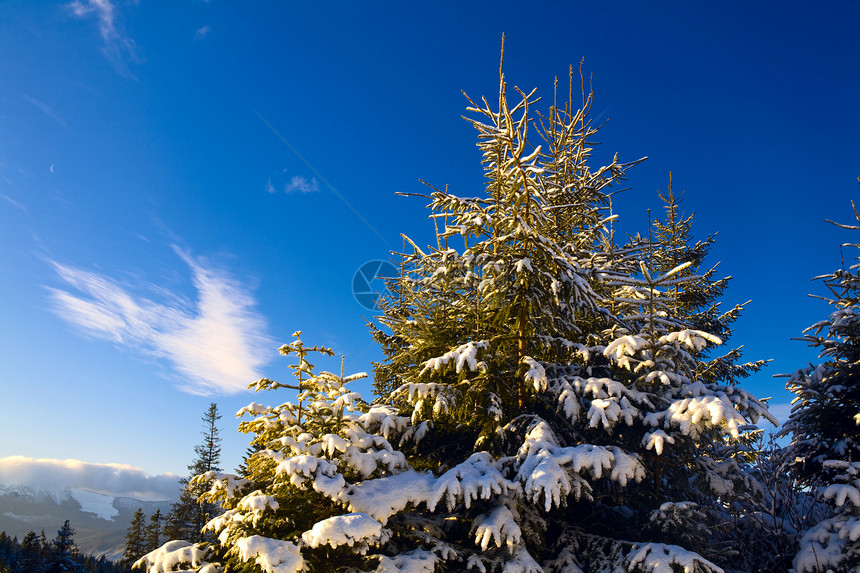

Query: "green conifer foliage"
(650, 175), (766, 385)
(47, 520), (81, 573)
(135, 333), (422, 572)
(122, 509), (148, 570)
(373, 58), (639, 450)
(164, 403), (223, 544)
(365, 57), (773, 570)
(21, 530), (46, 573)
(0, 530), (126, 573)
(780, 197), (860, 572)
(145, 509), (164, 554)
(635, 177), (775, 566)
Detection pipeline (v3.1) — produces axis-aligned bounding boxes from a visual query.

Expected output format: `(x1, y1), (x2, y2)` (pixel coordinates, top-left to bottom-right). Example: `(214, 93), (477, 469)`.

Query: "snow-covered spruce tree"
(135, 332), (431, 572)
(648, 181), (831, 571)
(367, 59), (773, 570)
(649, 175), (767, 385)
(641, 177), (782, 568)
(779, 198), (860, 572)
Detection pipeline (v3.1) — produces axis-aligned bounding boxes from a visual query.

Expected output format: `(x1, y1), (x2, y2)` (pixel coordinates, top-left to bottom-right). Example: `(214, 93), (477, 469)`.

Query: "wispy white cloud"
(68, 0), (141, 76)
(265, 177), (276, 194)
(0, 456), (179, 501)
(285, 175), (319, 194)
(47, 248), (273, 395)
(0, 194), (27, 213)
(68, 0), (117, 42)
(195, 25), (211, 40)
(21, 94), (68, 128)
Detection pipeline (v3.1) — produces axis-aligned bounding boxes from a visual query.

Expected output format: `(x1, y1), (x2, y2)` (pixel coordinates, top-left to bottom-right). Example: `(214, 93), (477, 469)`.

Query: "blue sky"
(1, 1), (858, 496)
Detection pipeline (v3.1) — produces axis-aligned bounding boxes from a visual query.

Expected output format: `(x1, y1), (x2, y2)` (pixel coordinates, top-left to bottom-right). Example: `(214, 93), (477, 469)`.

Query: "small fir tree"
(135, 332), (417, 572)
(650, 175), (767, 385)
(144, 509), (164, 554)
(165, 403), (223, 543)
(636, 176), (775, 566)
(21, 530), (46, 573)
(122, 509), (148, 570)
(47, 520), (81, 573)
(0, 532), (13, 573)
(780, 197), (860, 572)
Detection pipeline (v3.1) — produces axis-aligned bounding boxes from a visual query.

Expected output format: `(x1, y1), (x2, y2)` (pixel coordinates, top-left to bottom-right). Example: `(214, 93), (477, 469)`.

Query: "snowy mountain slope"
(0, 483), (174, 560)
(69, 488), (120, 520)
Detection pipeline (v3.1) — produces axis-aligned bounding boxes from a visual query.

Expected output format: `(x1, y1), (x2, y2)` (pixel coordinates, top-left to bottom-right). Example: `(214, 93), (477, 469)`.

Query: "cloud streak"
(48, 248), (273, 395)
(21, 95), (68, 128)
(0, 456), (179, 501)
(68, 0), (140, 76)
(0, 194), (27, 213)
(195, 25), (211, 40)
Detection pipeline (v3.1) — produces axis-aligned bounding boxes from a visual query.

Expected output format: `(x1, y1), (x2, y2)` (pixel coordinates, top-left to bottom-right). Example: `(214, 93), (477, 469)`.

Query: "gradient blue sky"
(1, 1), (858, 495)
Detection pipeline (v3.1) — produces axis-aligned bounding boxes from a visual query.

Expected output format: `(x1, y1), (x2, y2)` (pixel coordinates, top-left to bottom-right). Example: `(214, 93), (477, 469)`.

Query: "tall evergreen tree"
(780, 196), (860, 572)
(122, 508), (147, 570)
(20, 531), (44, 573)
(47, 520), (81, 573)
(364, 55), (773, 570)
(164, 402), (223, 543)
(144, 509), (164, 554)
(195, 403), (223, 478)
(643, 176), (779, 566)
(0, 533), (10, 573)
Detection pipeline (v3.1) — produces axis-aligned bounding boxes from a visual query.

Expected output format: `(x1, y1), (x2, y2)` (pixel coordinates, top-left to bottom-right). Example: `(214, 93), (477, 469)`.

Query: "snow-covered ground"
(68, 488), (120, 521)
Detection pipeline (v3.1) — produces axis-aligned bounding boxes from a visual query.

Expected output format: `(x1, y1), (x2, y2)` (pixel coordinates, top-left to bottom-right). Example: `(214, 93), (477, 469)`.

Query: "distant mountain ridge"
(0, 483), (175, 561)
